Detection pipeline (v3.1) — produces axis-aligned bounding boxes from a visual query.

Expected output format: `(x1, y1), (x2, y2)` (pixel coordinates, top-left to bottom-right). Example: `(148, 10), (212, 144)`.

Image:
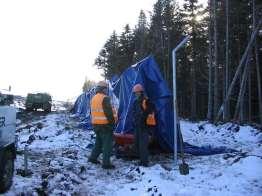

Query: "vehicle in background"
(25, 93), (52, 112)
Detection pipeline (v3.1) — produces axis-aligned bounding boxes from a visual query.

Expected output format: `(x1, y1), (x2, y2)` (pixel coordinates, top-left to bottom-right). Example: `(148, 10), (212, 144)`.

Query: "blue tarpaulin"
(73, 56), (236, 155)
(112, 56), (175, 151)
(72, 87), (96, 130)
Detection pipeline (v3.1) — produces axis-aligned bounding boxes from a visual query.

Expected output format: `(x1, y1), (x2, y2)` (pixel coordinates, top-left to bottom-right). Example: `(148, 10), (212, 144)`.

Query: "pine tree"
(215, 0), (262, 123)
(207, 0), (213, 121)
(119, 24), (135, 70)
(253, 0), (262, 124)
(162, 0), (178, 84)
(182, 0), (207, 120)
(133, 10), (149, 61)
(94, 31), (121, 78)
(213, 0), (219, 120)
(148, 0), (165, 73)
(93, 0), (262, 124)
(148, 0), (187, 86)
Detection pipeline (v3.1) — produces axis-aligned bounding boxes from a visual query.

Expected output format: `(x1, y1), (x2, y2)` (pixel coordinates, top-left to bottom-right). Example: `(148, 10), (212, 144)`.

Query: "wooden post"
(234, 54), (250, 122)
(215, 18), (262, 121)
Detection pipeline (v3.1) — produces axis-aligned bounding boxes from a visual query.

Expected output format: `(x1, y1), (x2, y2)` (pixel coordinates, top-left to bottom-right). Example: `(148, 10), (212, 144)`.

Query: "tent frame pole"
(172, 36), (190, 165)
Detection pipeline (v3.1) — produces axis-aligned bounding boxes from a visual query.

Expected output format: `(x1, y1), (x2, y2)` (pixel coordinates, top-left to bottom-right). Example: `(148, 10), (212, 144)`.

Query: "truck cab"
(0, 104), (16, 192)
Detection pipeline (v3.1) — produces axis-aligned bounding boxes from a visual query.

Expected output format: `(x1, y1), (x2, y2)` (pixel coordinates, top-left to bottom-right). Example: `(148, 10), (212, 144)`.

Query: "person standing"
(88, 81), (117, 169)
(132, 84), (156, 167)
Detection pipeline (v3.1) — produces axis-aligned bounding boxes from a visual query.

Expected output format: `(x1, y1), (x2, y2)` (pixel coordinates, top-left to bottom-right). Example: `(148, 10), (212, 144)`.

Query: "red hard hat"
(133, 84), (144, 92)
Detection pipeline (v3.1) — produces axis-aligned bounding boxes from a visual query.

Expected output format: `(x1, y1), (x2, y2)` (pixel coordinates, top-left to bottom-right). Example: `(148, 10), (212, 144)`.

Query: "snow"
(181, 121), (262, 155)
(5, 111), (262, 196)
(112, 155), (262, 196)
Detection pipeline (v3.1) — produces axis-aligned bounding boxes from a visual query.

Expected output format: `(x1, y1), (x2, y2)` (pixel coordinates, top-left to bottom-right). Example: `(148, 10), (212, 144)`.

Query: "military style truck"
(0, 99), (16, 193)
(25, 93), (52, 112)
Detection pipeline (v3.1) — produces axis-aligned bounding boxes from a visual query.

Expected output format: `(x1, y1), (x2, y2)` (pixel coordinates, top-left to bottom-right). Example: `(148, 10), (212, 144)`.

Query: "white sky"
(0, 0), (206, 101)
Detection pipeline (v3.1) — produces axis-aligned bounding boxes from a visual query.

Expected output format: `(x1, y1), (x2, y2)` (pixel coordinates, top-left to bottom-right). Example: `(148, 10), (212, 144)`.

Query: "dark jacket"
(132, 95), (155, 130)
(102, 96), (115, 126)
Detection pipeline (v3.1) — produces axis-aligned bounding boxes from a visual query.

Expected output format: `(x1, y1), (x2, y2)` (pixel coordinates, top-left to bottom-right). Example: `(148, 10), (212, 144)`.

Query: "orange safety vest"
(142, 98), (156, 126)
(91, 93), (117, 125)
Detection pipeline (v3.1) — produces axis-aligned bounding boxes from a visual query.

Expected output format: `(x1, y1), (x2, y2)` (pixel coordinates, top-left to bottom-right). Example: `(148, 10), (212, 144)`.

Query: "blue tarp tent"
(72, 87), (96, 129)
(112, 56), (235, 155)
(73, 56), (236, 155)
(112, 56), (175, 151)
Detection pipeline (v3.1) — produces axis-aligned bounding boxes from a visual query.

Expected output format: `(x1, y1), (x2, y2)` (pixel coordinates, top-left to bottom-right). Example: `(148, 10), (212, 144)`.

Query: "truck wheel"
(26, 107), (32, 112)
(0, 151), (14, 193)
(45, 105), (51, 113)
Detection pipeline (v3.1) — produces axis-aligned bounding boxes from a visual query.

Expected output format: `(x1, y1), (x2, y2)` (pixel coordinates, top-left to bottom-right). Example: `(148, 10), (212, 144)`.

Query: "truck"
(25, 93), (52, 112)
(0, 105), (16, 193)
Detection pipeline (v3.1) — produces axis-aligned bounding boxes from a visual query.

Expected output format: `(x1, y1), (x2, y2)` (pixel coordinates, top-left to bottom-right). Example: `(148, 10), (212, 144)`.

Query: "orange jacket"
(91, 93), (117, 125)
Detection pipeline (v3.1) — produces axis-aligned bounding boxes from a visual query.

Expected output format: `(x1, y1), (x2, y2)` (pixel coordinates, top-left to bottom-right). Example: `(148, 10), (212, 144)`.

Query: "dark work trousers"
(89, 125), (113, 166)
(148, 126), (156, 139)
(135, 127), (149, 165)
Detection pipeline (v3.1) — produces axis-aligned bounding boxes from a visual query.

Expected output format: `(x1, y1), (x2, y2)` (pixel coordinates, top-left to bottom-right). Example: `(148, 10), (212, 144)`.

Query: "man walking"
(88, 81), (117, 169)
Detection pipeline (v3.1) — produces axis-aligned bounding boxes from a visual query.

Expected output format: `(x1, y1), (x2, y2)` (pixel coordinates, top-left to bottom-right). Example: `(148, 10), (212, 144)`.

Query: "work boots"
(88, 158), (100, 164)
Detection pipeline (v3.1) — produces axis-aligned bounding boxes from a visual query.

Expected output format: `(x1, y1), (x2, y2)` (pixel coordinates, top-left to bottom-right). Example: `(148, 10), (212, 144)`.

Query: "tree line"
(94, 0), (262, 125)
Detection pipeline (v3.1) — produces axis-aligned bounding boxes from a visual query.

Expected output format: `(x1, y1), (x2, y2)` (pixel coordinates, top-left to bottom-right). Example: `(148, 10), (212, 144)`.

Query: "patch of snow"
(6, 113), (262, 196)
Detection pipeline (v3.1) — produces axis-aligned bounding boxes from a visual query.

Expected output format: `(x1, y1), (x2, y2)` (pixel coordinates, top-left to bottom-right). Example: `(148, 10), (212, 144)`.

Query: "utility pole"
(172, 36), (190, 165)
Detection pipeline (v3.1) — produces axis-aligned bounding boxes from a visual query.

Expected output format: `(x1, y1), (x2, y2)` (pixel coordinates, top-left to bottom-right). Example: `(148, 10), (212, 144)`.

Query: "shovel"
(177, 123), (189, 175)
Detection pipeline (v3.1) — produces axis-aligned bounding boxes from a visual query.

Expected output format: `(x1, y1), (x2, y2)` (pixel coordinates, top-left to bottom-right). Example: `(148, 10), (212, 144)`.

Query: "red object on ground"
(114, 133), (134, 146)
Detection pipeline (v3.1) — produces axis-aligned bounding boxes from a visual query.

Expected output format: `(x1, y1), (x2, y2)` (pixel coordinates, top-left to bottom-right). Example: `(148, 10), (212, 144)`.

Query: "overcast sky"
(0, 0), (206, 101)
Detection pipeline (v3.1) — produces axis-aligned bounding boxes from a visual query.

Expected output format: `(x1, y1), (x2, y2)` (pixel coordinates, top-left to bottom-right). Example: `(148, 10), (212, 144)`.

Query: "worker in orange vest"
(132, 83), (156, 167)
(88, 81), (117, 169)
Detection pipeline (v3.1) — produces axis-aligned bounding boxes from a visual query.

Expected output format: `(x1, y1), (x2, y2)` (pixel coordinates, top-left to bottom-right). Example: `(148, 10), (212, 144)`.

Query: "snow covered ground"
(3, 110), (262, 196)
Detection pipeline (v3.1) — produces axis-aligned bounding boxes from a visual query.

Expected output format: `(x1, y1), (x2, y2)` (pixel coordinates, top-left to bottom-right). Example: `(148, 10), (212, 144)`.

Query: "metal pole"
(172, 36), (190, 165)
(172, 50), (177, 165)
